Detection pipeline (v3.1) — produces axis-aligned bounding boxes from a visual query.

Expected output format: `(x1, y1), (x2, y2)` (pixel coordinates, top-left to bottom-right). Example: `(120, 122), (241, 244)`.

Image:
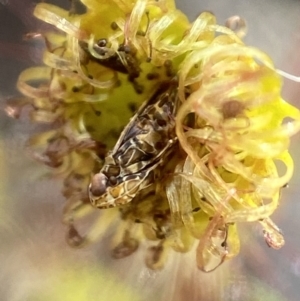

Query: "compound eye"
(89, 173), (108, 197)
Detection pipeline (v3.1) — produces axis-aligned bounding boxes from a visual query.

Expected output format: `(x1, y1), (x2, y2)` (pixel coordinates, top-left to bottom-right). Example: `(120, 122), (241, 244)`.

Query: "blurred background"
(1, 0), (300, 300)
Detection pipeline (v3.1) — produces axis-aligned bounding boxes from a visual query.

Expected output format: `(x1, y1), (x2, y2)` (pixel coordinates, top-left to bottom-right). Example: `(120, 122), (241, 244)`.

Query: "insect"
(79, 38), (146, 94)
(89, 81), (179, 208)
(79, 39), (141, 79)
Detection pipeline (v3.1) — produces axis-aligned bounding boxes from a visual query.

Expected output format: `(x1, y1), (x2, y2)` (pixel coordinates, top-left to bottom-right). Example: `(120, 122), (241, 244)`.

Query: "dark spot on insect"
(109, 176), (118, 186)
(94, 110), (101, 116)
(158, 95), (169, 108)
(72, 70), (78, 73)
(88, 74), (93, 79)
(107, 165), (120, 176)
(97, 38), (107, 47)
(128, 102), (137, 113)
(156, 119), (167, 127)
(146, 72), (160, 80)
(282, 183), (289, 188)
(139, 119), (148, 128)
(146, 106), (156, 115)
(134, 219), (142, 223)
(111, 21), (118, 30)
(194, 63), (199, 68)
(154, 141), (163, 150)
(140, 155), (150, 162)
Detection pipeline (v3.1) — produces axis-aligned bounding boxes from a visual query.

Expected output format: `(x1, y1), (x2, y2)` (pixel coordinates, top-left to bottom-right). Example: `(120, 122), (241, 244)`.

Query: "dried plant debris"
(7, 0), (300, 272)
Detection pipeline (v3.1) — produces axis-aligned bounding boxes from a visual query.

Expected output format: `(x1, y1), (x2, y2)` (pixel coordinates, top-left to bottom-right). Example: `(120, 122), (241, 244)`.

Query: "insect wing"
(97, 168), (155, 208)
(90, 81), (179, 208)
(112, 81), (177, 155)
